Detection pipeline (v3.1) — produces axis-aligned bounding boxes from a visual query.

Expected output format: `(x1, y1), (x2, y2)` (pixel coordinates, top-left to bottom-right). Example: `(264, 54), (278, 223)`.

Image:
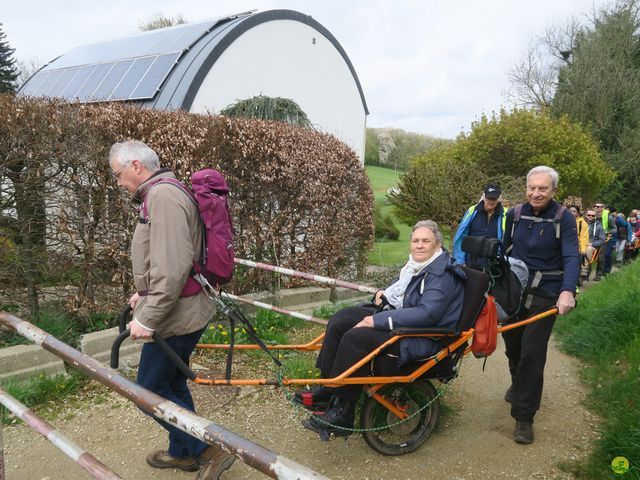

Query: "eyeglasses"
(112, 162), (134, 180)
(112, 164), (126, 179)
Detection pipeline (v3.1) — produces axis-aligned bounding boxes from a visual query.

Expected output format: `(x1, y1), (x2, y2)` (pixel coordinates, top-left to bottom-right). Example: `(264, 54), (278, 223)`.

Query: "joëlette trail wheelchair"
(111, 237), (557, 456)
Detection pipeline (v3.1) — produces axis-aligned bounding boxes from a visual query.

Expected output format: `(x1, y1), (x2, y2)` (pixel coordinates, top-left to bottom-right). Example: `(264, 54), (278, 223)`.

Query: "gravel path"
(2, 335), (597, 480)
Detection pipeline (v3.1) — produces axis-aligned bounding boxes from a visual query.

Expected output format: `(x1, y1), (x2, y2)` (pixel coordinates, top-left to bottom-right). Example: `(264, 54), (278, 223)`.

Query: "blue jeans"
(137, 328), (208, 458)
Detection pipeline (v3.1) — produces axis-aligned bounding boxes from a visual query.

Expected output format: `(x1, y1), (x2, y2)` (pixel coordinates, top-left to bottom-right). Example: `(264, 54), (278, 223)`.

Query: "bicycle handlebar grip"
(110, 318), (197, 381)
(118, 304), (132, 333)
(110, 328), (131, 369)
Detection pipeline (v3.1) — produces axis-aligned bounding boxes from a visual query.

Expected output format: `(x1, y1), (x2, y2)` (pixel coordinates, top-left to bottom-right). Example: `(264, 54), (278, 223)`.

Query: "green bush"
(555, 262), (640, 478)
(374, 204), (400, 240)
(390, 108), (615, 229)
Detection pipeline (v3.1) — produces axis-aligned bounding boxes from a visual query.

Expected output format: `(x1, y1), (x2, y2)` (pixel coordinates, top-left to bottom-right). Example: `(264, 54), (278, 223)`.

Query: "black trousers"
(316, 305), (401, 405)
(502, 297), (557, 423)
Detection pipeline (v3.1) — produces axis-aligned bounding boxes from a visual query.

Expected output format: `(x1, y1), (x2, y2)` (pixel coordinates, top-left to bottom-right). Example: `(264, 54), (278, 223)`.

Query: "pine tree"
(0, 23), (18, 93)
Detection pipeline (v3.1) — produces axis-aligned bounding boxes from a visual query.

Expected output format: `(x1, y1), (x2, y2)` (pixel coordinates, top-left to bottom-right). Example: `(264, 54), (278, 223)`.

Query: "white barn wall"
(189, 20), (366, 162)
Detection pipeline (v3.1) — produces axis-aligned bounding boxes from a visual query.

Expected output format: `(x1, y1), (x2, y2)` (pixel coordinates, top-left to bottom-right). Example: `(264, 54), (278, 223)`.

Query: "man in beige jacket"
(109, 140), (234, 480)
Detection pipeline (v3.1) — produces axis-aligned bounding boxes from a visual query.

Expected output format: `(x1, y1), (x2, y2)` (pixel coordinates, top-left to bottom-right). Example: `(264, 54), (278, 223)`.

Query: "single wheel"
(360, 379), (439, 455)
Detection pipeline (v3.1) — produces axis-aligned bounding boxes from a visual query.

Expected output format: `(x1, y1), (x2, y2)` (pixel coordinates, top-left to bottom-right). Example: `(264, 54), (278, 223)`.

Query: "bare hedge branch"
(0, 96), (374, 315)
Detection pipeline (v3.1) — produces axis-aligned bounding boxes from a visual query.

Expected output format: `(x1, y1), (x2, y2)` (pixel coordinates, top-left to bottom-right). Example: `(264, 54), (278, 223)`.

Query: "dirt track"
(2, 334), (597, 480)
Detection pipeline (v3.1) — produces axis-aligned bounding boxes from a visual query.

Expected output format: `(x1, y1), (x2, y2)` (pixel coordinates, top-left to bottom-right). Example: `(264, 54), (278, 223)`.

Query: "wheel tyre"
(360, 379), (439, 456)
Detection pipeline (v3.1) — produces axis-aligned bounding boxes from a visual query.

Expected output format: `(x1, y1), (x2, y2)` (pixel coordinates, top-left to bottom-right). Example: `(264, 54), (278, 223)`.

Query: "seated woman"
(299, 220), (466, 436)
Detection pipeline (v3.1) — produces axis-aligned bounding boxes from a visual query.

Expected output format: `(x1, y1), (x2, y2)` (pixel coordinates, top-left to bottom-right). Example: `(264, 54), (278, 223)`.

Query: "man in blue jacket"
(502, 166), (579, 445)
(452, 184), (506, 268)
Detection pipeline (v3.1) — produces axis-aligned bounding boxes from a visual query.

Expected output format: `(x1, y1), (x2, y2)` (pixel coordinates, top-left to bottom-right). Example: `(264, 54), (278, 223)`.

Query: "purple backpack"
(142, 169), (234, 295)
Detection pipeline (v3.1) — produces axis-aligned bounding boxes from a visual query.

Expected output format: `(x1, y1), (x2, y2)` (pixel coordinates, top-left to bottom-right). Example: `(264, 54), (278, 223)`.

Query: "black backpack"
(460, 235), (527, 321)
(488, 256), (528, 321)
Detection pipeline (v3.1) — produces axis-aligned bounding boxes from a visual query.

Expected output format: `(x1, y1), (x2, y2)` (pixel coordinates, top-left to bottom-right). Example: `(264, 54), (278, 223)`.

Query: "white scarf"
(383, 248), (443, 309)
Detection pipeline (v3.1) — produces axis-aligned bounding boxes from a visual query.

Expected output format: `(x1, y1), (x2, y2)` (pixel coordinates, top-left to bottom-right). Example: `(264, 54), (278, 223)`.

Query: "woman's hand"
(373, 290), (384, 306)
(354, 316), (374, 328)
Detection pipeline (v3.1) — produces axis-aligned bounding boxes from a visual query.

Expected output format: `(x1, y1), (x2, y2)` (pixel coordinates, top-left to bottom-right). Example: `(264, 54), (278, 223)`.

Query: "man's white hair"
(109, 140), (160, 172)
(527, 165), (559, 189)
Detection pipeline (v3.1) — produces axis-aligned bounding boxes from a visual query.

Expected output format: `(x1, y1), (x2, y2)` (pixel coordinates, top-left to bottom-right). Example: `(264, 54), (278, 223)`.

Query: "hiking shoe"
(293, 386), (333, 411)
(197, 446), (236, 480)
(504, 386), (513, 403)
(593, 275), (602, 281)
(146, 450), (199, 472)
(513, 421), (534, 444)
(303, 396), (355, 440)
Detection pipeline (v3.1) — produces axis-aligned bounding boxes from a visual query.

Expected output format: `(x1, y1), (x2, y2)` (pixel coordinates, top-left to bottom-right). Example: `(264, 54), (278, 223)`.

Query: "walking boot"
(303, 396), (354, 440)
(513, 420), (534, 444)
(146, 450), (199, 472)
(197, 445), (236, 480)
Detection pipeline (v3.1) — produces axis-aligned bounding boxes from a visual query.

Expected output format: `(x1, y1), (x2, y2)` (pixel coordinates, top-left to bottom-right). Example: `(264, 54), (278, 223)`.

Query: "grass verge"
(366, 166), (411, 266)
(555, 261), (640, 479)
(1, 370), (89, 425)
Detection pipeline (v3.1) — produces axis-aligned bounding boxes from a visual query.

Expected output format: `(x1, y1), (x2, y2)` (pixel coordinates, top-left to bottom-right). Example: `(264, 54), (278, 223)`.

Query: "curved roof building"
(19, 10), (369, 161)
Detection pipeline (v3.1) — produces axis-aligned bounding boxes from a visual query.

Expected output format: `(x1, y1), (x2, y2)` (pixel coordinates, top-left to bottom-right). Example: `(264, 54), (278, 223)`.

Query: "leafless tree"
(16, 58), (42, 88)
(138, 13), (187, 31)
(505, 18), (583, 109)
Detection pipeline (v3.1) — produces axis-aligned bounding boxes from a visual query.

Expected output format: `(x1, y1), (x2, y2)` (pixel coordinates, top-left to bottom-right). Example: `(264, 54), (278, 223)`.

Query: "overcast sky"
(3, 0), (601, 138)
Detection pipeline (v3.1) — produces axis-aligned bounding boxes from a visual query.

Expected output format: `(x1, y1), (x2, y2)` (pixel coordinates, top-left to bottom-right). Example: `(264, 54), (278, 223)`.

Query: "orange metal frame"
(194, 308), (558, 419)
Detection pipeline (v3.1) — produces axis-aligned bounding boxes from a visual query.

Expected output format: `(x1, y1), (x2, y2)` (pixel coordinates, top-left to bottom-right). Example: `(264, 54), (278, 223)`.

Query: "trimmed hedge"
(0, 95), (374, 312)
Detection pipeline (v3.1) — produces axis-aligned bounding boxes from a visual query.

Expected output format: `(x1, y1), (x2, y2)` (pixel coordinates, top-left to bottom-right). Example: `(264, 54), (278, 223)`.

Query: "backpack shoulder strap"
(505, 204), (524, 255)
(141, 178), (196, 220)
(510, 203), (524, 238)
(554, 205), (567, 239)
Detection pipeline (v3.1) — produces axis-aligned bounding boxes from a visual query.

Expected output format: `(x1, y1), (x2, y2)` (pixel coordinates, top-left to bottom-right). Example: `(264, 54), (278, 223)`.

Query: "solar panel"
(109, 56), (155, 100)
(75, 63), (115, 101)
(47, 67), (80, 98)
(20, 70), (52, 96)
(129, 52), (181, 100)
(91, 59), (135, 101)
(60, 65), (96, 100)
(40, 70), (65, 97)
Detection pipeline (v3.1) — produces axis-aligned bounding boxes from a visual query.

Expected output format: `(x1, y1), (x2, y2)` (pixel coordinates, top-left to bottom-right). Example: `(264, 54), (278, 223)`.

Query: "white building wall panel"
(189, 20), (366, 162)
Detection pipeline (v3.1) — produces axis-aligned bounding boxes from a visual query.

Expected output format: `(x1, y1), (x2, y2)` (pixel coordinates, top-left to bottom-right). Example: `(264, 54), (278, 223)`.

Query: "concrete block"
(0, 344), (66, 381)
(277, 286), (331, 307)
(80, 327), (122, 356)
(332, 286), (374, 303)
(80, 327), (142, 369)
(233, 291), (276, 316)
(90, 342), (142, 369)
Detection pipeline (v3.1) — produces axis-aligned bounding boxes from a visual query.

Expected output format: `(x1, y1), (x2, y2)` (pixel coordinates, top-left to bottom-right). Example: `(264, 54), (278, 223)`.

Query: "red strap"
(302, 393), (314, 407)
(135, 277), (202, 299)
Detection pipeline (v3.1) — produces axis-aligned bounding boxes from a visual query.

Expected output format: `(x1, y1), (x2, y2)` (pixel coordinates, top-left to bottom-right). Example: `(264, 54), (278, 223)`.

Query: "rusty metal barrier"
(0, 311), (327, 480)
(0, 386), (123, 479)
